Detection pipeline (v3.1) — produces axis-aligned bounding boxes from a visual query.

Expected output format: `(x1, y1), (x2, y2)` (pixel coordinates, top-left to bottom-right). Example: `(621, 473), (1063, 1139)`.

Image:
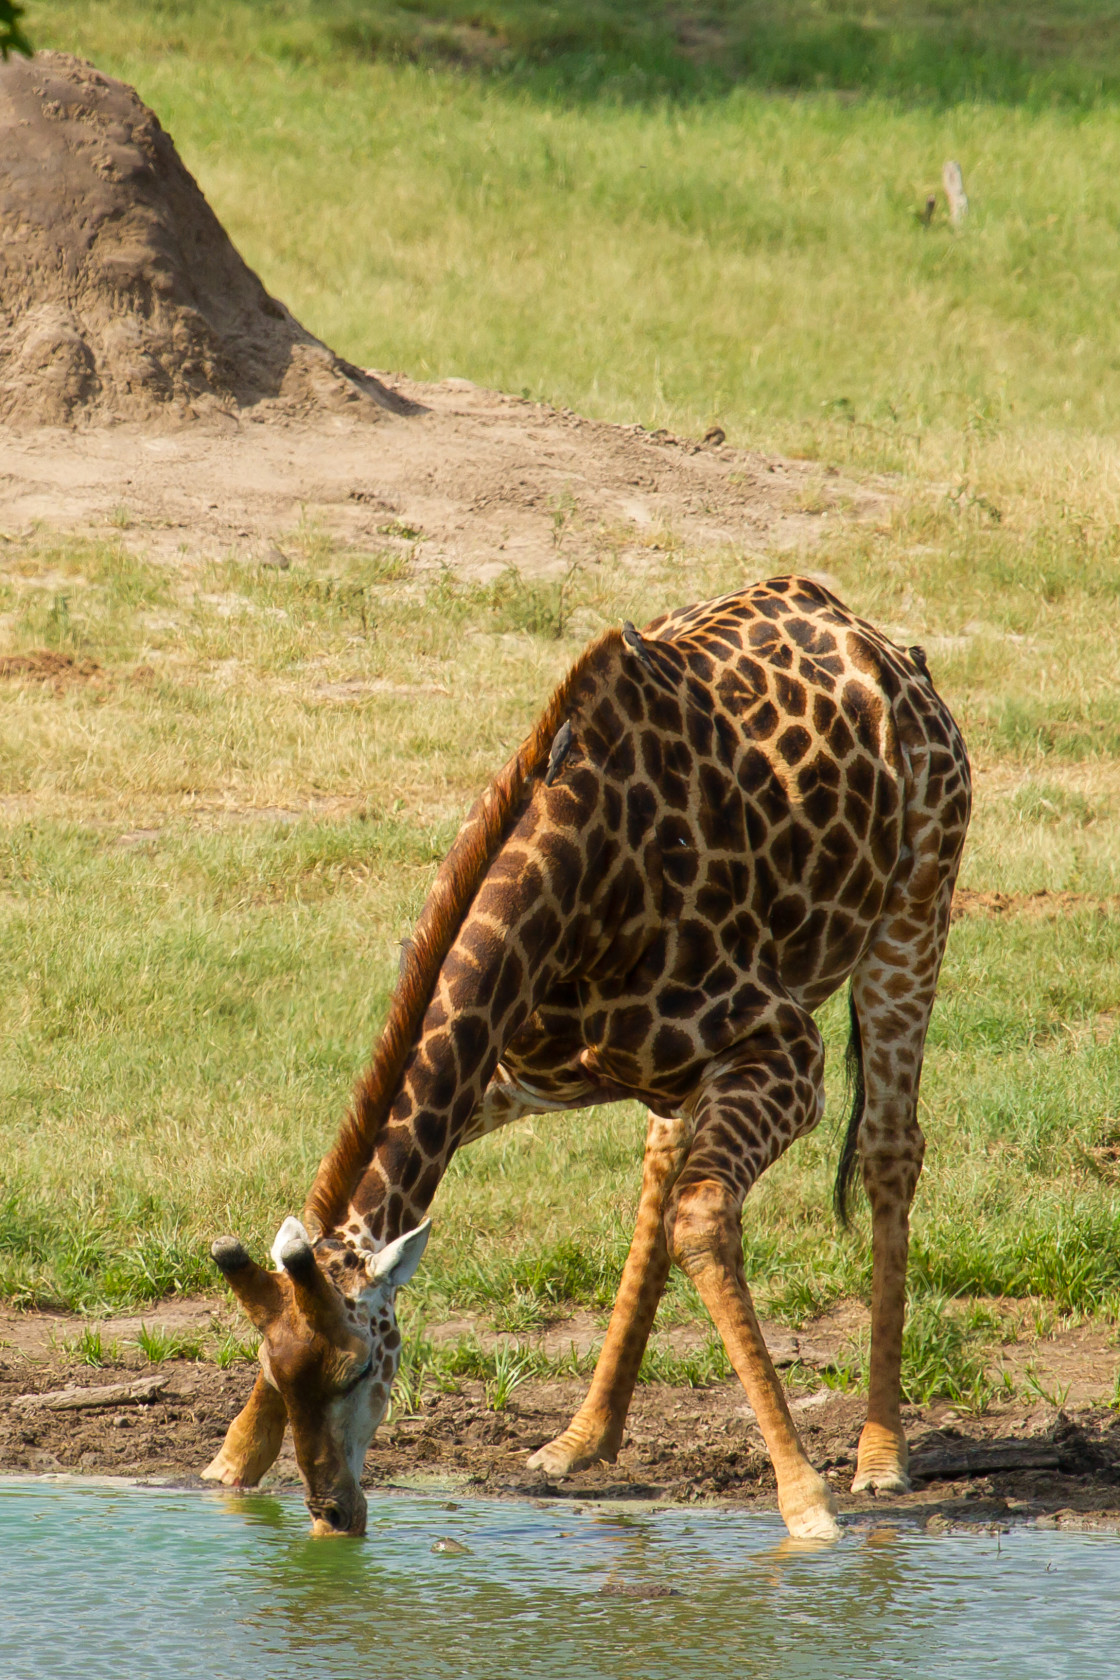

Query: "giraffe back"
(498, 574), (971, 1111)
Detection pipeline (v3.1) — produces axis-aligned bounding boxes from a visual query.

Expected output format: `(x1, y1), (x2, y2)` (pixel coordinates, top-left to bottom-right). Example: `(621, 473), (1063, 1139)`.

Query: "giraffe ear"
(365, 1221), (431, 1291)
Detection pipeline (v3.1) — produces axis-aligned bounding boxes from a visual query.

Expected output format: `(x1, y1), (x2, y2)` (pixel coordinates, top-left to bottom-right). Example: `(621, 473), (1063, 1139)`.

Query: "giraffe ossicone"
(206, 576), (970, 1542)
(270, 1216), (312, 1269)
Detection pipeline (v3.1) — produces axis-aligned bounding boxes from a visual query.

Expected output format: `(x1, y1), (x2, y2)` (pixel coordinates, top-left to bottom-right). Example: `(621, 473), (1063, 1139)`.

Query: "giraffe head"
(211, 1217), (430, 1536)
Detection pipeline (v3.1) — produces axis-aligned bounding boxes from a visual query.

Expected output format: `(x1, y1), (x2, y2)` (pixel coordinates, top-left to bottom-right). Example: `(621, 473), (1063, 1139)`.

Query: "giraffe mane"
(303, 626), (624, 1237)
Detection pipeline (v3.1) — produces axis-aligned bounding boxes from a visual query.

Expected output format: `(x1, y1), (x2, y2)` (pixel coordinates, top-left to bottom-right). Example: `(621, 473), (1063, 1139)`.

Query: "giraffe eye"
(342, 1358), (373, 1394)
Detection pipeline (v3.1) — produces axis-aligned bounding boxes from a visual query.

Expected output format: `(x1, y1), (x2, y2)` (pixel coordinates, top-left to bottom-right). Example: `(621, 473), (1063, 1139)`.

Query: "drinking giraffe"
(203, 575), (971, 1540)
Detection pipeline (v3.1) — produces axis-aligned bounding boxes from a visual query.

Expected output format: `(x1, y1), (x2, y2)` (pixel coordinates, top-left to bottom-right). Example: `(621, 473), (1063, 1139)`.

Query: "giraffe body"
(206, 576), (971, 1540)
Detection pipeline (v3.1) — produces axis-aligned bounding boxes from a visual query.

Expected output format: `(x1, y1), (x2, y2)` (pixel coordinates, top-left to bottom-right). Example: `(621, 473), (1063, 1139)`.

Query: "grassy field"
(4, 0), (1120, 1403)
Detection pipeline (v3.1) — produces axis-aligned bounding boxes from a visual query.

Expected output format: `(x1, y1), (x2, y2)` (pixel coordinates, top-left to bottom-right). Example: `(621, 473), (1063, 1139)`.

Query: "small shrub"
(212, 1330), (260, 1369)
(64, 1327), (121, 1368)
(491, 1287), (549, 1334)
(486, 1342), (535, 1411)
(764, 1274), (838, 1328)
(638, 1338), (732, 1388)
(389, 1329), (438, 1420)
(136, 1323), (204, 1363)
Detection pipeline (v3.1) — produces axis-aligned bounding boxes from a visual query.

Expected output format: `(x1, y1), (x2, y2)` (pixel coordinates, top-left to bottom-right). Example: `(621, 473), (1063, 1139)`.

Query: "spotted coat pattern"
(208, 576), (971, 1540)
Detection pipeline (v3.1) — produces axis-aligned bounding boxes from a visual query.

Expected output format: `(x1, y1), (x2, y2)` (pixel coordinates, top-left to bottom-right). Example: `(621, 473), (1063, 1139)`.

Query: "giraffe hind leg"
(847, 869), (961, 1498)
(527, 1111), (689, 1476)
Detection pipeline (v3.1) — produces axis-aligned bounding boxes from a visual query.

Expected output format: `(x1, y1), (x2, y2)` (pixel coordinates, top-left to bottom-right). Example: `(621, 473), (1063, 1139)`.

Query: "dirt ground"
(4, 1301), (1120, 1532)
(1, 55), (887, 579)
(0, 372), (884, 582)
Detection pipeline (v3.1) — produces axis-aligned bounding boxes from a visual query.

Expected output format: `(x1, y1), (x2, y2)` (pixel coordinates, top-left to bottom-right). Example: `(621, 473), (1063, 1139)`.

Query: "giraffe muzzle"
(308, 1485), (367, 1538)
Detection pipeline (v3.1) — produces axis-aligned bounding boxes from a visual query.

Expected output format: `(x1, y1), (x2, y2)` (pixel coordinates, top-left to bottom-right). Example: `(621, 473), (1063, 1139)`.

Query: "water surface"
(2, 1479), (1119, 1680)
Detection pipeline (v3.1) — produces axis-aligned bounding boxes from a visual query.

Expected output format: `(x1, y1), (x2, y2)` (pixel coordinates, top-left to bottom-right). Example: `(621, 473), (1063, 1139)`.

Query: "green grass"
(821, 1295), (1004, 1411)
(3, 2), (1120, 1410)
(389, 1328), (595, 1417)
(638, 1337), (734, 1389)
(23, 0), (1120, 457)
(392, 1298), (1012, 1407)
(61, 1326), (120, 1368)
(28, 0), (1120, 106)
(135, 1323), (205, 1363)
(2, 543), (1120, 1342)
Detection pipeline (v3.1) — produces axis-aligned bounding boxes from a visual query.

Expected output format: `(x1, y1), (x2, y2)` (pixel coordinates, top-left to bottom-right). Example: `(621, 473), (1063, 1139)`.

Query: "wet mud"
(4, 1341), (1120, 1533)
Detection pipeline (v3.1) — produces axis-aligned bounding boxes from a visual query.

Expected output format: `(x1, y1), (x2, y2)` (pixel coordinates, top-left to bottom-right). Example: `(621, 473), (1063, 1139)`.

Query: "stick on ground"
(10, 1375), (167, 1412)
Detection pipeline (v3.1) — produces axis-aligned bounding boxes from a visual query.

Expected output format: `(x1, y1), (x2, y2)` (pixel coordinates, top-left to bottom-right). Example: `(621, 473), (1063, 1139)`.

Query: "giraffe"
(203, 575), (971, 1541)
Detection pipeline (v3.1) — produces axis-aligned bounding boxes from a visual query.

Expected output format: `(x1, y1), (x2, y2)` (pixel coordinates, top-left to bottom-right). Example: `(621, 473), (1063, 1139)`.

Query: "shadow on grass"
(250, 0), (1120, 108)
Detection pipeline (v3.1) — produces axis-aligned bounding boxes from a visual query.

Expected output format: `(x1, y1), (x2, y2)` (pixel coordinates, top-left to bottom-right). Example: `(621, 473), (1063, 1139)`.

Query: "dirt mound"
(0, 52), (408, 428)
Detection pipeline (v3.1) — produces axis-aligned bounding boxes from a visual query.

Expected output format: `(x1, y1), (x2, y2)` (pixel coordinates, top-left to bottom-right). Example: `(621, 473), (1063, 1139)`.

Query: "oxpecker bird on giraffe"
(204, 575), (971, 1541)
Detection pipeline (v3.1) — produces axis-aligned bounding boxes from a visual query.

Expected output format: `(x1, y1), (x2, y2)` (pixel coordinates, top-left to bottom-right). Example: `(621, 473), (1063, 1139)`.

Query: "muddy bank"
(4, 1325), (1120, 1531)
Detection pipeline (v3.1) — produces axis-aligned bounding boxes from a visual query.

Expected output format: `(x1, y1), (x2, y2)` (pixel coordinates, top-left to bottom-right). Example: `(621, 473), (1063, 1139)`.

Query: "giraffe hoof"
(526, 1433), (615, 1476)
(200, 1453), (254, 1487)
(853, 1424), (910, 1495)
(200, 1461), (240, 1486)
(527, 1440), (595, 1475)
(779, 1475), (841, 1542)
(783, 1502), (841, 1543)
(851, 1466), (911, 1496)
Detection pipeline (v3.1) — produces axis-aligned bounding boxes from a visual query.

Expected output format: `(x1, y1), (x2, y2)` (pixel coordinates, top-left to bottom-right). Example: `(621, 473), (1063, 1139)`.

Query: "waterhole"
(2, 1479), (1117, 1680)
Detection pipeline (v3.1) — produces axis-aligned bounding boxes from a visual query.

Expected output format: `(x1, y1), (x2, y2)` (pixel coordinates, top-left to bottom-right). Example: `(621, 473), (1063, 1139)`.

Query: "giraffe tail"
(833, 987), (866, 1227)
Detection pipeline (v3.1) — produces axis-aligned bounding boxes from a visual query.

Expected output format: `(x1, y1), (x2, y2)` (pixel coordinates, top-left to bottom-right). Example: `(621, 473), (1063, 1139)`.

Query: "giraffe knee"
(665, 1181), (740, 1276)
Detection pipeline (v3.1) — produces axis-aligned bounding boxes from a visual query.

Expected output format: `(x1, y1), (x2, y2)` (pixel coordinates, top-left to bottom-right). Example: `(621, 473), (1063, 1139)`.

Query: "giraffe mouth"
(308, 1488), (367, 1538)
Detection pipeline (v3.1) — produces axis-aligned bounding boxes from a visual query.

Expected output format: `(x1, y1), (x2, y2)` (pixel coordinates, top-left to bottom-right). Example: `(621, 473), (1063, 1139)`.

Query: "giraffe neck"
(340, 787), (591, 1248)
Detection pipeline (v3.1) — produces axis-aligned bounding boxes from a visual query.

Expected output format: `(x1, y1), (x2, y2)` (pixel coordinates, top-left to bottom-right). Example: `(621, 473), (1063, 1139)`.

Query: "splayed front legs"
(527, 1112), (689, 1475)
(201, 1370), (287, 1487)
(670, 1180), (839, 1541)
(534, 1018), (839, 1540)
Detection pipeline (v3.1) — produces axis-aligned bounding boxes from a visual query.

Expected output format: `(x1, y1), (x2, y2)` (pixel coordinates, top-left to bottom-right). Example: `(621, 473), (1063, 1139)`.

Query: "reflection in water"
(209, 1486), (290, 1533)
(2, 1479), (1119, 1680)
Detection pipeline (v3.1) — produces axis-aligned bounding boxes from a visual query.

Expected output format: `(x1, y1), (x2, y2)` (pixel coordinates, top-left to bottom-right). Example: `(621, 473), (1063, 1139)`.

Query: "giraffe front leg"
(670, 1180), (839, 1541)
(528, 1112), (689, 1475)
(665, 1017), (838, 1541)
(202, 1370), (288, 1486)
